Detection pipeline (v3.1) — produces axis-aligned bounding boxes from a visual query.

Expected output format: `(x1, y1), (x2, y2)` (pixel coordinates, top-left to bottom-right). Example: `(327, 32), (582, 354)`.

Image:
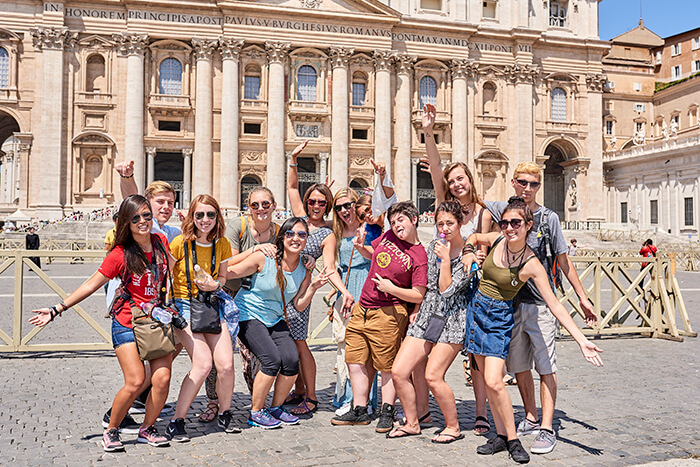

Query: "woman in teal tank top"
(461, 197), (604, 462)
(227, 217), (330, 429)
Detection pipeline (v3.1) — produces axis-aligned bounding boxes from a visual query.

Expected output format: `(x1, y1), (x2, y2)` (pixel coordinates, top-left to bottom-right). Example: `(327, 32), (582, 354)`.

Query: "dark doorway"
(417, 168), (436, 214)
(154, 151), (184, 208)
(543, 143), (566, 219)
(296, 156), (318, 198)
(240, 175), (261, 207)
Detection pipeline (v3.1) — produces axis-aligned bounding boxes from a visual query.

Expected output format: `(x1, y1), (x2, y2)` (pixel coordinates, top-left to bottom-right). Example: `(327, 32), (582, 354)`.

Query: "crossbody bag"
(184, 240), (221, 334)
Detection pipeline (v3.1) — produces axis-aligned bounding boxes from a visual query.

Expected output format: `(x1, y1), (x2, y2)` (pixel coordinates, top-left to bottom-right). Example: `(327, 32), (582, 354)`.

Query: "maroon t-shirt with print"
(359, 229), (428, 308)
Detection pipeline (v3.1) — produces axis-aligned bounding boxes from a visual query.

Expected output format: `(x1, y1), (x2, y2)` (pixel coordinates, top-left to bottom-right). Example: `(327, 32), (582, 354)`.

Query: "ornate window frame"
(148, 40), (192, 98)
(0, 28), (21, 101)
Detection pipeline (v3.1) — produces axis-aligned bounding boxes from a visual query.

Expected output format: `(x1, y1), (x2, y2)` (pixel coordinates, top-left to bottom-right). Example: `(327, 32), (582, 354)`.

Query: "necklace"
(462, 202), (474, 217)
(504, 240), (527, 287)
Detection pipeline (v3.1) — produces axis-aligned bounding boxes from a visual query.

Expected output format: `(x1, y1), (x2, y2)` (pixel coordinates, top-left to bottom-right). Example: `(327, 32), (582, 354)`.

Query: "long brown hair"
(443, 162), (484, 210)
(111, 195), (162, 277)
(303, 184), (333, 216)
(331, 187), (359, 258)
(274, 217), (309, 315)
(181, 194), (226, 243)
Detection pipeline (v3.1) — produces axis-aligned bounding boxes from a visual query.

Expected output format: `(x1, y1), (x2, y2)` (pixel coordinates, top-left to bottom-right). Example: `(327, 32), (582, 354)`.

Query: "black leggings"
(238, 319), (299, 377)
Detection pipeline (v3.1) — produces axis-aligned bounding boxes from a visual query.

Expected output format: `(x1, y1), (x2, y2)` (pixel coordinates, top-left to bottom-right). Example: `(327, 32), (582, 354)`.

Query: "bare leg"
(411, 361), (431, 421)
(173, 327), (214, 420)
(425, 343), (461, 440)
(515, 370), (540, 423)
(109, 343), (146, 430)
(251, 372), (277, 411)
(142, 354), (172, 428)
(539, 373), (557, 431)
(294, 340), (317, 401)
(348, 363), (375, 407)
(476, 355), (518, 440)
(271, 374), (299, 407)
(390, 337), (431, 434)
(207, 322), (235, 413)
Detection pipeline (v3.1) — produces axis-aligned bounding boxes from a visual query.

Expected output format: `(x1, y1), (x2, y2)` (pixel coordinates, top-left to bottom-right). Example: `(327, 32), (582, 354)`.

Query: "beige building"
(0, 0), (608, 220)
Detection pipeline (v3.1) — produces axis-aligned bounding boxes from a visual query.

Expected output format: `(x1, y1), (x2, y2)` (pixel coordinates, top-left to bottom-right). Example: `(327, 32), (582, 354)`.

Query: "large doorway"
(154, 151), (184, 208)
(417, 169), (436, 214)
(296, 156), (319, 198)
(543, 143), (567, 219)
(240, 175), (261, 207)
(0, 111), (21, 206)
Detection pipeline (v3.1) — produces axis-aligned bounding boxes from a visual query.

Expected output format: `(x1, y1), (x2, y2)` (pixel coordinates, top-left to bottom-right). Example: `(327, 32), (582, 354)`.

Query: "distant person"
(640, 239), (657, 270)
(105, 212), (118, 250)
(25, 227), (40, 269)
(568, 239), (577, 256)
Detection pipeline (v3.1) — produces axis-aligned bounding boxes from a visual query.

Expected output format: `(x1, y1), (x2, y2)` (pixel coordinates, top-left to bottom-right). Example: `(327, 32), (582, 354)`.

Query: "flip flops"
(431, 432), (465, 444)
(386, 426), (421, 439)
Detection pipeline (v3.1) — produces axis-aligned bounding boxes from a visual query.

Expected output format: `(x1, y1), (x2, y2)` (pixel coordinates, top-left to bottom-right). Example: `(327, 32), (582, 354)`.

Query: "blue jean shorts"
(465, 290), (514, 360)
(111, 318), (135, 349)
(174, 298), (224, 323)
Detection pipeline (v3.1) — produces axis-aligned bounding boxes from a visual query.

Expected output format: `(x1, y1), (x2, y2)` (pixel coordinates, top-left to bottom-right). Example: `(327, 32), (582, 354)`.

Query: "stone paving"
(0, 262), (699, 466)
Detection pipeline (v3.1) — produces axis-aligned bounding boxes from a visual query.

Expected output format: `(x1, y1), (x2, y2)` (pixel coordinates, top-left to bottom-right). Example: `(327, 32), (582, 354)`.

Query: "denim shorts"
(111, 318), (135, 349)
(174, 298), (224, 323)
(465, 290), (514, 360)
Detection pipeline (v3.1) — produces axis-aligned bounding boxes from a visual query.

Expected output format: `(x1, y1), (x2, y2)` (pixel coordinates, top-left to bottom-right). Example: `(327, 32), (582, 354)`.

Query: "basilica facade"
(0, 0), (607, 219)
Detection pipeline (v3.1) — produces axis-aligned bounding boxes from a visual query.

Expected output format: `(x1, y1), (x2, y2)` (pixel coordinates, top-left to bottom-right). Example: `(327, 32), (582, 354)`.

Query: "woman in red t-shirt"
(29, 195), (173, 452)
(640, 238), (658, 269)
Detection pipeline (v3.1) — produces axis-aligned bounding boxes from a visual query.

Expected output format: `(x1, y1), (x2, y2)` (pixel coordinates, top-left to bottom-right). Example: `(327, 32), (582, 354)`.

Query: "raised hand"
(115, 160), (134, 178)
(371, 273), (395, 294)
(422, 103), (436, 133)
(352, 225), (366, 249)
(303, 254), (316, 270)
(324, 175), (336, 189)
(290, 140), (309, 163)
(434, 240), (450, 262)
(370, 159), (386, 180)
(418, 156), (432, 174)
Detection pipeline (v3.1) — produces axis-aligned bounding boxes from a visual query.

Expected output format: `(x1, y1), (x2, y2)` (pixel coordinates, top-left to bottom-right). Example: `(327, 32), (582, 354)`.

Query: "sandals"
(290, 398), (318, 415)
(473, 415), (491, 436)
(463, 359), (473, 386)
(395, 412), (431, 427)
(387, 426), (421, 439)
(283, 391), (306, 406)
(503, 374), (517, 385)
(431, 431), (465, 444)
(198, 400), (218, 423)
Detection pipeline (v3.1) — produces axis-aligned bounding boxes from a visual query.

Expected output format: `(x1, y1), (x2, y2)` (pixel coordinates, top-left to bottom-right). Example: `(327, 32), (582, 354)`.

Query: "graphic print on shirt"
(376, 237), (412, 272)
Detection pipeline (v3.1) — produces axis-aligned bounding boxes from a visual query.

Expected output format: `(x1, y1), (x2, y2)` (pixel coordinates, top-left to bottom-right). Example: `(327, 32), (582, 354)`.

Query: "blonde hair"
(512, 162), (542, 182)
(144, 181), (176, 200)
(246, 186), (275, 206)
(332, 188), (360, 259)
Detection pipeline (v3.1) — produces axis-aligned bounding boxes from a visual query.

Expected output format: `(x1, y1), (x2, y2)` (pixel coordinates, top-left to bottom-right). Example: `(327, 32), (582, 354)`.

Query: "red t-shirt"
(99, 233), (169, 328)
(359, 229), (428, 308)
(640, 244), (657, 268)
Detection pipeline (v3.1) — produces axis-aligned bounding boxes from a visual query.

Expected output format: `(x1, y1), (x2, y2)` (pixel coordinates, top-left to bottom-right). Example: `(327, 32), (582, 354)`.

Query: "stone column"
(15, 133), (32, 209)
(319, 152), (329, 183)
(0, 153), (7, 204)
(219, 38), (244, 210)
(505, 63), (538, 192)
(265, 42), (291, 207)
(585, 73), (606, 221)
(394, 54), (415, 202)
(192, 38), (217, 197)
(450, 59), (472, 165)
(182, 148), (193, 208)
(411, 157), (419, 205)
(330, 47), (354, 188)
(373, 50), (393, 177)
(146, 147), (156, 186)
(31, 27), (77, 218)
(113, 32), (148, 192)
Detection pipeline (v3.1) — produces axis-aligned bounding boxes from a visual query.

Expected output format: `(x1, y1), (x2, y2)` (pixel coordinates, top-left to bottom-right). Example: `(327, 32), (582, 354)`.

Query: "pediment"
(238, 0), (401, 18)
(0, 28), (21, 42)
(149, 39), (192, 52)
(78, 34), (113, 48)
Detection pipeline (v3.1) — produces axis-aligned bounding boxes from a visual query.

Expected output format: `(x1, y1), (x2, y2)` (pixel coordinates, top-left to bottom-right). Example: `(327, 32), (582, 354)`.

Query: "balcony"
(544, 120), (580, 134)
(475, 114), (506, 131)
(241, 99), (268, 114)
(350, 105), (375, 120)
(287, 100), (329, 122)
(411, 109), (450, 130)
(148, 94), (191, 117)
(75, 91), (114, 109)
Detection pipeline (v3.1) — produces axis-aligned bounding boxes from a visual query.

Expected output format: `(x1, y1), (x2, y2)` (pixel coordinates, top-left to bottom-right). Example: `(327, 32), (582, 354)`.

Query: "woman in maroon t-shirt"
(29, 195), (173, 452)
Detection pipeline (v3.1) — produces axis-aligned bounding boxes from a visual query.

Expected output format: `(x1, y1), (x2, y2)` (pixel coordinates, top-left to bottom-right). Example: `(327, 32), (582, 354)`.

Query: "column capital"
(145, 147), (157, 157)
(394, 54), (416, 75)
(451, 59), (479, 80)
(329, 47), (354, 69)
(219, 37), (245, 60)
(373, 50), (394, 71)
(503, 63), (539, 84)
(182, 147), (193, 157)
(586, 73), (607, 92)
(265, 41), (291, 64)
(112, 32), (149, 56)
(192, 38), (218, 61)
(31, 27), (78, 51)
(411, 157), (420, 166)
(319, 152), (330, 161)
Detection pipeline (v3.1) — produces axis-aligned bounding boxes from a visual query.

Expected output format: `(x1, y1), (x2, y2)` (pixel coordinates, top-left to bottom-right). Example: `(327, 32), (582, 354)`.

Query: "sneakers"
(248, 408), (282, 429)
(477, 435), (508, 455)
(129, 399), (174, 416)
(102, 428), (125, 452)
(516, 417), (541, 437)
(269, 405), (300, 425)
(102, 409), (140, 434)
(334, 404), (351, 417)
(166, 418), (190, 442)
(530, 429), (557, 454)
(331, 405), (371, 426)
(375, 403), (396, 433)
(218, 410), (242, 433)
(508, 439), (531, 463)
(137, 425), (170, 447)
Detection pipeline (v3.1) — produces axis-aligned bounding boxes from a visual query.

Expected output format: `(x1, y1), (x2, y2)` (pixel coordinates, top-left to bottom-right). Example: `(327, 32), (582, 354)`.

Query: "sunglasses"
(307, 199), (327, 207)
(499, 218), (524, 230)
(334, 201), (355, 212)
(130, 212), (153, 224)
(194, 211), (217, 220)
(515, 179), (541, 189)
(284, 230), (308, 240)
(250, 201), (272, 210)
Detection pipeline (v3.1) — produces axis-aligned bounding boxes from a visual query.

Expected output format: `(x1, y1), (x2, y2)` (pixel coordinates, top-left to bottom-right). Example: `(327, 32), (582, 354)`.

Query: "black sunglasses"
(194, 211), (217, 220)
(515, 179), (541, 189)
(250, 201), (272, 210)
(130, 212), (153, 224)
(307, 199), (327, 207)
(499, 218), (524, 230)
(334, 201), (355, 212)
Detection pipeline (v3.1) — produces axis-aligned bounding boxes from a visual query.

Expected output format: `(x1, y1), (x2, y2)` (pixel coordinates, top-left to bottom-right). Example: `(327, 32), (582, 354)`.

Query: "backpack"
(536, 208), (564, 293)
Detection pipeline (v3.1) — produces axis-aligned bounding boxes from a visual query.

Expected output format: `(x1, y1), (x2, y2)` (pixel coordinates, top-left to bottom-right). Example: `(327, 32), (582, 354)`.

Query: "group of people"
(30, 104), (604, 464)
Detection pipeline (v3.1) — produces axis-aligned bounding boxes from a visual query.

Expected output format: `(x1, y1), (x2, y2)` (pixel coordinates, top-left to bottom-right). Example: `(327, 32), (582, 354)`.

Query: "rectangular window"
(549, 2), (567, 27)
(244, 76), (260, 100)
(243, 122), (262, 134)
(352, 82), (366, 106)
(685, 198), (694, 226)
(672, 115), (680, 127)
(158, 120), (180, 132)
(420, 133), (439, 144)
(483, 1), (497, 19)
(693, 60), (700, 73)
(606, 80), (615, 90)
(636, 122), (644, 133)
(634, 103), (646, 112)
(420, 0), (441, 10)
(351, 128), (368, 140)
(672, 65), (681, 79)
(672, 43), (681, 56)
(605, 120), (614, 135)
(655, 50), (662, 64)
(621, 202), (628, 223)
(633, 82), (642, 91)
(650, 200), (658, 225)
(692, 38), (700, 50)
(606, 101), (614, 111)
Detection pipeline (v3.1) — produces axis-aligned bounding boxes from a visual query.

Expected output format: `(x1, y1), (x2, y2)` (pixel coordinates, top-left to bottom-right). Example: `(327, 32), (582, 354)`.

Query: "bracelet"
(58, 301), (67, 312)
(119, 173), (133, 179)
(289, 163), (298, 167)
(462, 243), (475, 254)
(49, 306), (61, 322)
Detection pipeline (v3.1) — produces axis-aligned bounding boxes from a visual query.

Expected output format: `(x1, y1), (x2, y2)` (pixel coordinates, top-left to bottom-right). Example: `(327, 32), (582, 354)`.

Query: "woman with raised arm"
(30, 195), (173, 452)
(165, 194), (238, 442)
(285, 141), (354, 415)
(228, 217), (329, 428)
(461, 197), (603, 464)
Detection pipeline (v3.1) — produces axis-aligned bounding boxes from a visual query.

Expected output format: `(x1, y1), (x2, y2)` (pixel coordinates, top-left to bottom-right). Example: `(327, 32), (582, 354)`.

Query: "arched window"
(84, 155), (103, 192)
(0, 48), (9, 89)
(85, 54), (105, 93)
(244, 64), (261, 100)
(159, 58), (182, 95)
(419, 76), (437, 108)
(551, 87), (567, 122)
(352, 72), (367, 107)
(482, 82), (497, 115)
(297, 65), (317, 101)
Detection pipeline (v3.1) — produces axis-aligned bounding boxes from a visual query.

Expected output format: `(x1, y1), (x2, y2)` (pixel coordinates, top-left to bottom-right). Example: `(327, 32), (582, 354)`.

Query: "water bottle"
(194, 264), (209, 281)
(436, 233), (447, 265)
(141, 302), (172, 325)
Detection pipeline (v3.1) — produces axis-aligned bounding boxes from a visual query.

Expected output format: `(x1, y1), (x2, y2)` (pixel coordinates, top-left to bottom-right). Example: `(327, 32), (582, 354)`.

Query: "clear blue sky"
(599, 0), (700, 40)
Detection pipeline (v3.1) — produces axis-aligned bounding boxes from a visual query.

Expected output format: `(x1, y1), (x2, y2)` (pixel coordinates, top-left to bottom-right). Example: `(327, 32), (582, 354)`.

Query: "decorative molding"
(294, 124), (320, 138)
(503, 63), (539, 84)
(31, 27), (78, 51)
(350, 155), (371, 168)
(451, 59), (479, 79)
(145, 147), (157, 157)
(182, 148), (193, 157)
(394, 54), (416, 74)
(329, 47), (355, 69)
(240, 151), (266, 163)
(585, 73), (607, 92)
(373, 50), (394, 71)
(265, 41), (291, 64)
(219, 38), (245, 60)
(112, 32), (148, 56)
(318, 152), (329, 161)
(300, 0), (323, 7)
(192, 38), (218, 61)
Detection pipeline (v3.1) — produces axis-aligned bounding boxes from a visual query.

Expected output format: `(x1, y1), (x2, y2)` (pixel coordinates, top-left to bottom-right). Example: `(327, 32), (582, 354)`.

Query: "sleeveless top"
(432, 206), (483, 241)
(478, 236), (536, 301)
(302, 216), (333, 261)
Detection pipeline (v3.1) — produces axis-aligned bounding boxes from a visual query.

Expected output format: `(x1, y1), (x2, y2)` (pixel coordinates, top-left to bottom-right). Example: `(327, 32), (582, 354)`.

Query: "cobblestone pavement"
(1, 262), (699, 466)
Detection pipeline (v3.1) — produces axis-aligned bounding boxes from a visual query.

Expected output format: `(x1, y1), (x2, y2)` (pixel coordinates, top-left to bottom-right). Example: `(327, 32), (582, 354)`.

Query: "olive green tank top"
(479, 237), (536, 301)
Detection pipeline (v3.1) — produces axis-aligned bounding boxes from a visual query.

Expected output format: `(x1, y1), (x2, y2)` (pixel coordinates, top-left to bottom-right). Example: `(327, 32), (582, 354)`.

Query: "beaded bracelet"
(119, 173), (134, 179)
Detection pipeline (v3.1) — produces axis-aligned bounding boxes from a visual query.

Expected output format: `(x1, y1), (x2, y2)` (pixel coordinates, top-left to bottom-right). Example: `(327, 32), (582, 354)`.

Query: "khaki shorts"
(506, 302), (557, 375)
(344, 303), (408, 373)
